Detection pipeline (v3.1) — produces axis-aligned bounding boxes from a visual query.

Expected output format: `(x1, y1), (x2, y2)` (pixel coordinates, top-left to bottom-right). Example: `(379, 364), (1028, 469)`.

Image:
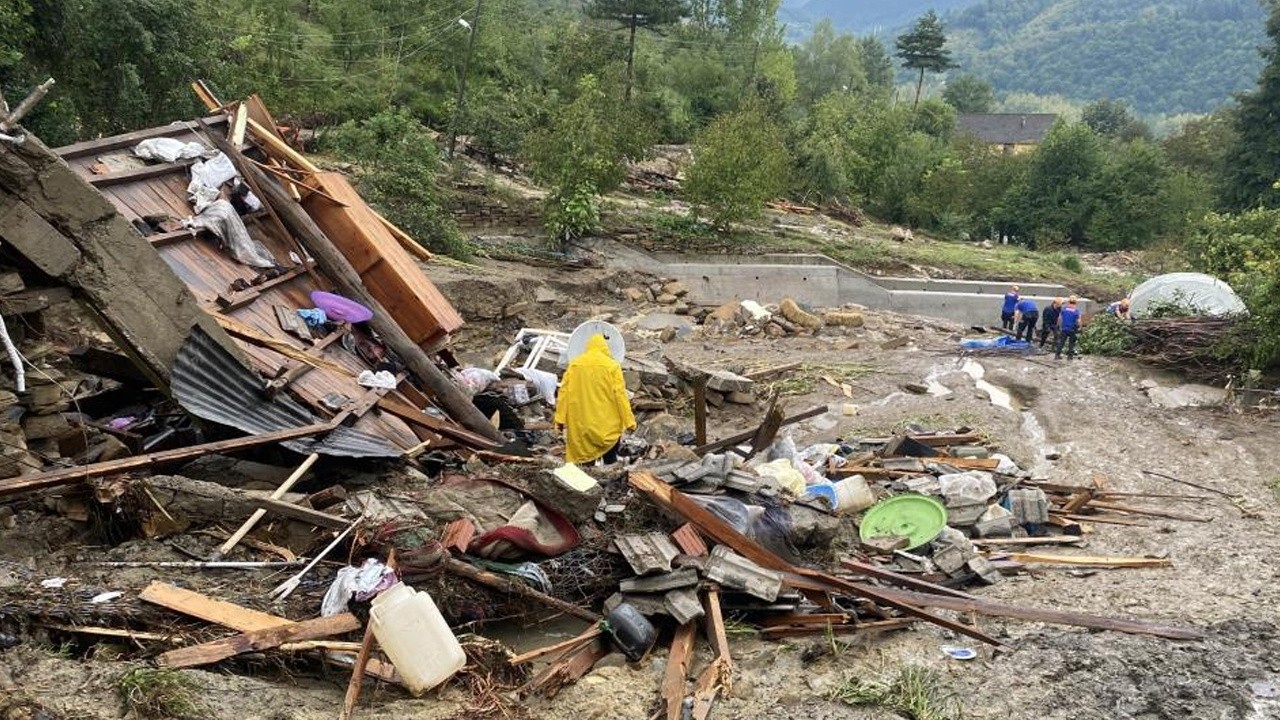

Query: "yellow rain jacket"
(554, 334), (636, 464)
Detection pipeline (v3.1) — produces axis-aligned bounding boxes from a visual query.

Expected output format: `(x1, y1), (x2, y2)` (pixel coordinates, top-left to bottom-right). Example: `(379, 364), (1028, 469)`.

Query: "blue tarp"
(960, 335), (1031, 351)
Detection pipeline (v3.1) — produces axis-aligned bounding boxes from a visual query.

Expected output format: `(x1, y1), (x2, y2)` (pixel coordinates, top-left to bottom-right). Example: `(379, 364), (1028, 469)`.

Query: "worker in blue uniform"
(1000, 285), (1020, 331)
(1055, 296), (1082, 360)
(1039, 298), (1063, 349)
(1013, 296), (1039, 342)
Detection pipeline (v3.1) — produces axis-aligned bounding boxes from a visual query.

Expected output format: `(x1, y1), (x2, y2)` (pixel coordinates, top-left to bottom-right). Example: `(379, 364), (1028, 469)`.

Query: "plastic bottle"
(369, 582), (465, 694)
(834, 475), (875, 513)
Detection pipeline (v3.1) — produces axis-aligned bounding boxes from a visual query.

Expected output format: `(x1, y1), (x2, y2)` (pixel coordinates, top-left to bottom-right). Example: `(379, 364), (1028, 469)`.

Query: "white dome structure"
(1128, 272), (1248, 319)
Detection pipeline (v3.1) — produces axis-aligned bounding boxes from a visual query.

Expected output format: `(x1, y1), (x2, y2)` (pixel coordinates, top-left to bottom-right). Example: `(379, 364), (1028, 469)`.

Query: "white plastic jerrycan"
(369, 581), (465, 694)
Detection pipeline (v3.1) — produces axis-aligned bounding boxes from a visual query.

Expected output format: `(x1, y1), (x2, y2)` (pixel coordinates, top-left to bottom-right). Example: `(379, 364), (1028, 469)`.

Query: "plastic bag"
(321, 559), (398, 616)
(754, 458), (806, 497)
(938, 471), (997, 505)
(134, 137), (208, 162)
(516, 367), (559, 407)
(456, 367), (501, 396)
(990, 453), (1021, 475)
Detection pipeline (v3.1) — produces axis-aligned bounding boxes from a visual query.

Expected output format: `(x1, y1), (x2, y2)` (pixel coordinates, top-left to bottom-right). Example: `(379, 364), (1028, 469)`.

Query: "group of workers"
(1000, 285), (1083, 360)
(1000, 285), (1135, 360)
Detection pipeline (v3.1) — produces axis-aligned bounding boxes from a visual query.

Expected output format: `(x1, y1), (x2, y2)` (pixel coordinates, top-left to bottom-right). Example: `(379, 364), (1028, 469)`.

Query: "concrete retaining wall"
(651, 251), (1093, 326)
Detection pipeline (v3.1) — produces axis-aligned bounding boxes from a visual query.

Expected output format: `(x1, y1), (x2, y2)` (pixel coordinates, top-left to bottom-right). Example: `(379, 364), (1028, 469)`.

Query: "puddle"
(1019, 409), (1059, 476)
(480, 614), (592, 654)
(922, 365), (953, 397)
(960, 359), (1021, 412)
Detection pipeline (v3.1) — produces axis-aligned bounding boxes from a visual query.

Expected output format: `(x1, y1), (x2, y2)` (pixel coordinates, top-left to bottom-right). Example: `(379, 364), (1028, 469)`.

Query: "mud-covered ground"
(4, 258), (1280, 720)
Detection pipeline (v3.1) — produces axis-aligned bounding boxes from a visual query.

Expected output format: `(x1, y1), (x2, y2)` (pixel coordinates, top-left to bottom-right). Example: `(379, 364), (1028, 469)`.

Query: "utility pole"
(446, 0), (482, 160)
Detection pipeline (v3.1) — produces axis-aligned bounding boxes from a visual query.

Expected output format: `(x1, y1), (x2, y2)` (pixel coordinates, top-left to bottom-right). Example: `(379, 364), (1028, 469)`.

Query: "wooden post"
(693, 378), (708, 447)
(244, 163), (501, 442)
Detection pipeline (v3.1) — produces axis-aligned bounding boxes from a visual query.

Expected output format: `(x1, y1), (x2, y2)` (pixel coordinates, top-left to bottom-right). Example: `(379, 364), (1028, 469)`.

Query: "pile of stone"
(701, 297), (865, 339)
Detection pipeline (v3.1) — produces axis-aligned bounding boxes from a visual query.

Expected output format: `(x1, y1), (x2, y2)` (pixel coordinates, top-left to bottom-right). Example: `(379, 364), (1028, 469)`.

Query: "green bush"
(1079, 313), (1135, 356)
(684, 105), (791, 229)
(1059, 254), (1084, 273)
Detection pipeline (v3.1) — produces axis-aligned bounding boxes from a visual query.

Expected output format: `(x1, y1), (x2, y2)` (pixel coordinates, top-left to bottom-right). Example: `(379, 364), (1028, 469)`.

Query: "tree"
(586, 0), (688, 100)
(793, 19), (866, 106)
(1081, 98), (1151, 141)
(895, 10), (957, 110)
(684, 105), (790, 228)
(1222, 2), (1280, 209)
(857, 36), (894, 92)
(942, 74), (994, 113)
(1005, 121), (1105, 245)
(525, 75), (653, 242)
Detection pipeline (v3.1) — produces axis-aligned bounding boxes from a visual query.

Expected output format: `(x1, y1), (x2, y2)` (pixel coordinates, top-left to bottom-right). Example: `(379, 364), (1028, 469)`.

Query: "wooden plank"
(523, 635), (609, 698)
(230, 103), (249, 148)
(865, 586), (1204, 640)
(339, 622), (377, 720)
(215, 453), (321, 559)
(1061, 490), (1095, 513)
(139, 582), (289, 633)
(266, 326), (350, 396)
(0, 422), (335, 499)
(89, 160), (194, 187)
(251, 497), (348, 530)
(838, 558), (977, 600)
(55, 116), (228, 159)
(1061, 513), (1149, 527)
(147, 227), (200, 248)
(971, 536), (1085, 547)
(1004, 553), (1172, 569)
(932, 456), (1000, 470)
(663, 622), (697, 720)
(376, 394), (498, 449)
(909, 432), (983, 447)
(1085, 501), (1210, 523)
(759, 618), (916, 640)
(157, 612), (361, 668)
(743, 361), (802, 381)
(41, 623), (177, 643)
(760, 613), (851, 628)
(215, 263), (311, 312)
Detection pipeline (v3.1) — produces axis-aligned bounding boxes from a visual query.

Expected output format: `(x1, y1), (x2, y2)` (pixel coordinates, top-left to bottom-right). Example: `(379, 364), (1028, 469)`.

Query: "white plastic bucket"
(834, 475), (875, 513)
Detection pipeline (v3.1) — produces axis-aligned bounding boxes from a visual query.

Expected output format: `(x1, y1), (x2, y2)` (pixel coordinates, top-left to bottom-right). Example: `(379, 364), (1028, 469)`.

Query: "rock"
(502, 301), (532, 317)
(623, 287), (646, 303)
(764, 322), (784, 338)
(881, 337), (910, 350)
(824, 310), (864, 327)
(22, 413), (70, 441)
(1146, 384), (1227, 409)
(706, 369), (753, 394)
(673, 302), (691, 315)
(636, 313), (691, 332)
(705, 390), (725, 408)
(655, 293), (678, 305)
(725, 391), (755, 405)
(890, 225), (914, 242)
(901, 383), (930, 395)
(661, 281), (688, 297)
(534, 286), (558, 303)
(659, 327), (677, 343)
(779, 298), (822, 330)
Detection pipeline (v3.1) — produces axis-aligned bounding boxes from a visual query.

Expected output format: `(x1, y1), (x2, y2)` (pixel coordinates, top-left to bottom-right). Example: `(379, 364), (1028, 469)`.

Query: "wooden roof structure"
(50, 98), (492, 455)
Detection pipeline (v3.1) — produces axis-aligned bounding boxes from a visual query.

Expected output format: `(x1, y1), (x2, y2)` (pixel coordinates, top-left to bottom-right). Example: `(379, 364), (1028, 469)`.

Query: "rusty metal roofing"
(173, 326), (400, 458)
(54, 122), (433, 454)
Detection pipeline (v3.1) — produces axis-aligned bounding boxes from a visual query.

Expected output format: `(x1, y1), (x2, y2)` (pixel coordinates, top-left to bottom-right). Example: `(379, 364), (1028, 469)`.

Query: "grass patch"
(1269, 477), (1280, 502)
(117, 668), (204, 720)
(829, 665), (960, 720)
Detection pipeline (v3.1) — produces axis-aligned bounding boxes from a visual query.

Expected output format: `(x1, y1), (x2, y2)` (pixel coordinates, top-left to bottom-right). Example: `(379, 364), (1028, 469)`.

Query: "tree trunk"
(625, 12), (638, 101)
(913, 67), (925, 110)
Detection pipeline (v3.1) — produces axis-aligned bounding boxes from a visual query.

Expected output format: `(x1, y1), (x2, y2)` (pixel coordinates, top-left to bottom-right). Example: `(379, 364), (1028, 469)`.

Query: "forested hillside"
(3, 0), (1280, 369)
(782, 0), (974, 34)
(946, 0), (1264, 115)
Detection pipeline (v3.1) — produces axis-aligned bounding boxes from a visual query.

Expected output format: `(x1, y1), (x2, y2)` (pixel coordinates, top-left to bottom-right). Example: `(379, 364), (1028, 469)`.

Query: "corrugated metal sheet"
(173, 326), (400, 458)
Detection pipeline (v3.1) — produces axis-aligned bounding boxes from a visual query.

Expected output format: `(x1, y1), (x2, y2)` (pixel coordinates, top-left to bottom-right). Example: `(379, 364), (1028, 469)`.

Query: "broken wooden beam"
(0, 422), (335, 499)
(157, 613), (361, 668)
(693, 405), (827, 456)
(864, 586), (1203, 640)
(1003, 553), (1172, 569)
(250, 497), (348, 530)
(508, 627), (603, 666)
(139, 581), (289, 632)
(662, 622), (697, 720)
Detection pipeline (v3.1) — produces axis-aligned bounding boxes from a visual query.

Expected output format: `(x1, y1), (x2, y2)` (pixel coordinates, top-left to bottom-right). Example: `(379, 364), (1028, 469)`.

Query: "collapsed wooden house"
(0, 85), (499, 491)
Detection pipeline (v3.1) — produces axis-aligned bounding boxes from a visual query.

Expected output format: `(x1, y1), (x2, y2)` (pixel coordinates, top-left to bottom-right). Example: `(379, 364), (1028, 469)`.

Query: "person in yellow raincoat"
(554, 334), (636, 465)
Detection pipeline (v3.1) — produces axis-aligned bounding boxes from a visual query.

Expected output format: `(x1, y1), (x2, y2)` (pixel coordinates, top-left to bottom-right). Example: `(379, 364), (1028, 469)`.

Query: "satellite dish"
(562, 321), (626, 367)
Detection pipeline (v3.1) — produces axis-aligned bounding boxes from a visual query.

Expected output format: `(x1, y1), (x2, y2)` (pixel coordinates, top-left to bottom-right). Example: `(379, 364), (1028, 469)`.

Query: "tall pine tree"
(1222, 1), (1280, 209)
(586, 0), (688, 100)
(895, 10), (956, 110)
